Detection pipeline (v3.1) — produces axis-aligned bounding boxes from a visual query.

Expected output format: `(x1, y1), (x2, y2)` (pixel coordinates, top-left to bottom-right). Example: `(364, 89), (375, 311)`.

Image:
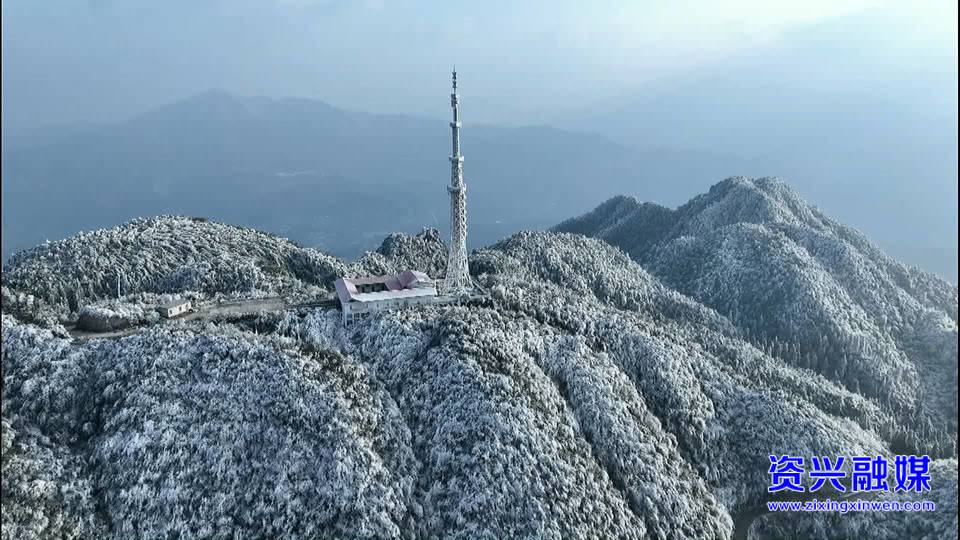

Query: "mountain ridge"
(2, 178), (957, 539)
(557, 177), (957, 442)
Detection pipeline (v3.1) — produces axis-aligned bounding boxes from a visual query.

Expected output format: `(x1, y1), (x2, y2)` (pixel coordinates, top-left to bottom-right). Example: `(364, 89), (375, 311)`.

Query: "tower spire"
(443, 68), (471, 294)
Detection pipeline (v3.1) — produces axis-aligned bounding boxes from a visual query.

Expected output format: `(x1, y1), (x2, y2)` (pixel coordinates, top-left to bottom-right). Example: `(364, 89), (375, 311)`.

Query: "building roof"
(350, 287), (438, 302)
(399, 270), (430, 287)
(335, 270), (436, 305)
(159, 299), (191, 309)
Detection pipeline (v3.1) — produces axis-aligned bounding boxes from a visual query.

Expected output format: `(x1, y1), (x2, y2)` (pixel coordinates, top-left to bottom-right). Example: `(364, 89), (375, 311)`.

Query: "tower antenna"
(443, 68), (471, 294)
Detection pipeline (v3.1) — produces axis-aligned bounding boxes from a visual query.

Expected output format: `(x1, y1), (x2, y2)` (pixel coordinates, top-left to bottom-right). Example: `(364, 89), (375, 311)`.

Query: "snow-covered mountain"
(2, 179), (957, 539)
(556, 177), (958, 443)
(4, 215), (347, 304)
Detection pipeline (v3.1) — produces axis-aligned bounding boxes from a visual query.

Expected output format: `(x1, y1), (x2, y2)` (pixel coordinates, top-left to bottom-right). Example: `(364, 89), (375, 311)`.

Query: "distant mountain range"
(1, 90), (748, 265)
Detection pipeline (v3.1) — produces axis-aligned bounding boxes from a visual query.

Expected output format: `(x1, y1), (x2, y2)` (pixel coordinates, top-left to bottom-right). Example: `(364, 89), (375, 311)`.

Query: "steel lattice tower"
(443, 69), (471, 294)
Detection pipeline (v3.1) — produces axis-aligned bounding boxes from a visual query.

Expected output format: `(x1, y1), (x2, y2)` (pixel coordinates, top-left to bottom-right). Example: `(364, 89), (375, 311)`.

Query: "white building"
(158, 299), (192, 318)
(335, 270), (438, 324)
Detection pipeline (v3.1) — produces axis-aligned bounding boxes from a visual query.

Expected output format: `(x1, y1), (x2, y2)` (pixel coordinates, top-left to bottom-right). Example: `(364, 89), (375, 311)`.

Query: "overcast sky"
(2, 0), (956, 130)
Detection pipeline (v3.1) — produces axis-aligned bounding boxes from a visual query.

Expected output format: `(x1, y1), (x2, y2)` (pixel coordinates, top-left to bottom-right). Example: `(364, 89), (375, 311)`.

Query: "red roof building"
(334, 270), (437, 324)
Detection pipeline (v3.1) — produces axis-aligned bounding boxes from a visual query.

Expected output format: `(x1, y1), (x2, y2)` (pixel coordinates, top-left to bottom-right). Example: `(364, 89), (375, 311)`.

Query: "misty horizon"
(4, 83), (957, 282)
(2, 1), (957, 281)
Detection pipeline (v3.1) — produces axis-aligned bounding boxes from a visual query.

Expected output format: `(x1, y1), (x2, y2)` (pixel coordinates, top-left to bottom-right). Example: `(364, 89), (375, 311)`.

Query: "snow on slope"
(2, 180), (958, 539)
(3, 216), (348, 306)
(556, 177), (958, 451)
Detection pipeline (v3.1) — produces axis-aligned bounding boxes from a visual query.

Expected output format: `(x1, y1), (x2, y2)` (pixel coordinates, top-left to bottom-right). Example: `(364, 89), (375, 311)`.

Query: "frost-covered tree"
(2, 178), (956, 539)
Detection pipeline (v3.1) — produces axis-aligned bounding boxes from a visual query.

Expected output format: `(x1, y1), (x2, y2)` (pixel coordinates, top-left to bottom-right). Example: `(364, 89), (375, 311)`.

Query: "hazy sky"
(2, 0), (956, 130)
(2, 0), (958, 279)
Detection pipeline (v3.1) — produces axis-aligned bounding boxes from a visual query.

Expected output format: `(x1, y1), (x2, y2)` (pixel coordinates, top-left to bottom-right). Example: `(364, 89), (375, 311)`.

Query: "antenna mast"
(443, 68), (471, 293)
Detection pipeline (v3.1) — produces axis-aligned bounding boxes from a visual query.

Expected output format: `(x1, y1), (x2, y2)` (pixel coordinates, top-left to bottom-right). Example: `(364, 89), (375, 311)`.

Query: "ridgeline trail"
(68, 296), (339, 341)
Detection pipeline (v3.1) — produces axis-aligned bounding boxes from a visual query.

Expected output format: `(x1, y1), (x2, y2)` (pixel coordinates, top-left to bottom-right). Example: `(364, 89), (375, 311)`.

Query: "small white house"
(334, 270), (437, 325)
(158, 299), (192, 318)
